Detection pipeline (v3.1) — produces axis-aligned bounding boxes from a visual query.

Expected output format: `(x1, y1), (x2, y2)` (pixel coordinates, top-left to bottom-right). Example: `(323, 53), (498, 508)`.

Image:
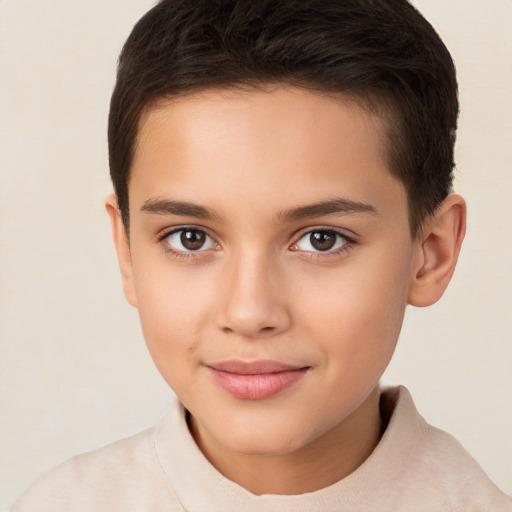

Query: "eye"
(294, 229), (348, 253)
(164, 228), (217, 252)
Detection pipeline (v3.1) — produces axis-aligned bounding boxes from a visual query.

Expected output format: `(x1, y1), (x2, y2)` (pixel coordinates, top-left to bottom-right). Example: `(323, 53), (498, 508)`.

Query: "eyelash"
(157, 226), (356, 260)
(291, 227), (356, 259)
(157, 226), (219, 259)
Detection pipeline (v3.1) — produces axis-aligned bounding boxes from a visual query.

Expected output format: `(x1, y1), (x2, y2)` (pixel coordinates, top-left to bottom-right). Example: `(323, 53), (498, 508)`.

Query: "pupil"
(181, 230), (206, 250)
(310, 231), (336, 251)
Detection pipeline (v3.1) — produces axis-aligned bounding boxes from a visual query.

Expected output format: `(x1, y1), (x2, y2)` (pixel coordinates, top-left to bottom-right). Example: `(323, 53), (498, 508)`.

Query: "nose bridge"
(217, 245), (291, 337)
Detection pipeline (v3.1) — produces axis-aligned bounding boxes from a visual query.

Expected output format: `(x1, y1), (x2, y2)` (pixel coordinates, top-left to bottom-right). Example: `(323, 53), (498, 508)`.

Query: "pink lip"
(207, 360), (309, 400)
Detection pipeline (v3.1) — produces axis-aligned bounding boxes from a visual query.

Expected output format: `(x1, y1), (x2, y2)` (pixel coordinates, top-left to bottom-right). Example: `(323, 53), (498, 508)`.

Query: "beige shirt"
(13, 386), (511, 511)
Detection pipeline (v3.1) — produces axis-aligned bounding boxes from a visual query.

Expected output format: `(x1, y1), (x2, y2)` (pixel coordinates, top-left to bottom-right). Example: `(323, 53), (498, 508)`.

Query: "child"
(13, 0), (511, 510)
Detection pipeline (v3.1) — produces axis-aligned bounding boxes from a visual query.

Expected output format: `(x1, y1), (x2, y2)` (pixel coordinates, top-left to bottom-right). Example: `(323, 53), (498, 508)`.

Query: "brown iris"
(180, 230), (206, 250)
(309, 231), (338, 251)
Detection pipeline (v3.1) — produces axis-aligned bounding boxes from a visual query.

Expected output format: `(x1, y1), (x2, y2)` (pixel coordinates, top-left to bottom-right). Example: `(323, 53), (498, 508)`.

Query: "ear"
(408, 194), (466, 307)
(105, 194), (138, 308)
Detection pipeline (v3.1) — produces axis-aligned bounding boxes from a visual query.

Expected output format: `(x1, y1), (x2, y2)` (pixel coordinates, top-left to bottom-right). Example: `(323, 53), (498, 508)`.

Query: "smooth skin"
(106, 86), (465, 495)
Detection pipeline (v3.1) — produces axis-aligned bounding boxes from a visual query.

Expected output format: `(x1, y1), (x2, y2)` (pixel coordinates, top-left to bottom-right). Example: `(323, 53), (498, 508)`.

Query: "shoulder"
(420, 424), (511, 510)
(381, 386), (512, 511)
(12, 427), (182, 512)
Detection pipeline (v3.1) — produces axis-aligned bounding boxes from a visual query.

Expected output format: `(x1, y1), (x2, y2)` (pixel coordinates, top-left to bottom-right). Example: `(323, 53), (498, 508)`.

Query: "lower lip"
(209, 367), (309, 400)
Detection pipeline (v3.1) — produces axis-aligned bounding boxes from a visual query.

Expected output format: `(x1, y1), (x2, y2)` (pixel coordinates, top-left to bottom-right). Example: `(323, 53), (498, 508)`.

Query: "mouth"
(206, 360), (310, 400)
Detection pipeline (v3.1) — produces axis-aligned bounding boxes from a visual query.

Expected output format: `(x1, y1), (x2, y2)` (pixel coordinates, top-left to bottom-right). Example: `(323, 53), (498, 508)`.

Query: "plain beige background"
(1, 0), (511, 509)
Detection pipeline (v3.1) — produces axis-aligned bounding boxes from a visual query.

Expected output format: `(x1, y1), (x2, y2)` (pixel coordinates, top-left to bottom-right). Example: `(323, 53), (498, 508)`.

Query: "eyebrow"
(140, 196), (377, 223)
(140, 198), (221, 221)
(276, 197), (377, 222)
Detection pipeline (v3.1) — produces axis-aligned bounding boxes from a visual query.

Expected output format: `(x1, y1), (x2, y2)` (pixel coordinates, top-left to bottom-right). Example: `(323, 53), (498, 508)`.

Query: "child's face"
(119, 87), (420, 457)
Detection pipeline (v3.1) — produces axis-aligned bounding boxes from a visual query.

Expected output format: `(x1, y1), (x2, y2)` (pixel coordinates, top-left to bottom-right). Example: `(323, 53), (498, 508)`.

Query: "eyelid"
(290, 226), (357, 254)
(155, 224), (356, 259)
(292, 225), (357, 243)
(157, 225), (220, 255)
(157, 224), (216, 241)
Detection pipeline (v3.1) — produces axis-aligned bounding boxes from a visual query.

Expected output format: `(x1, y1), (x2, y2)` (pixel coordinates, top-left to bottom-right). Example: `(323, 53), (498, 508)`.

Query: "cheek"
(297, 251), (410, 372)
(132, 262), (216, 382)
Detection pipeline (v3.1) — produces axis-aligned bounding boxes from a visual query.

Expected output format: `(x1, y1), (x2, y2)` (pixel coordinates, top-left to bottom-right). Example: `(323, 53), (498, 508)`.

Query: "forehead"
(129, 87), (406, 225)
(135, 86), (386, 163)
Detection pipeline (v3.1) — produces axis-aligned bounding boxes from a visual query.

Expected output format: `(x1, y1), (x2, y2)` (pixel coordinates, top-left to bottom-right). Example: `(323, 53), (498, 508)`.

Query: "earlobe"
(408, 194), (466, 307)
(105, 194), (138, 308)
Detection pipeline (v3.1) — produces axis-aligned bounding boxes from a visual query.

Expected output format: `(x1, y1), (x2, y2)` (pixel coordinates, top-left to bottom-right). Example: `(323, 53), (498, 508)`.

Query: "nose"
(215, 249), (292, 338)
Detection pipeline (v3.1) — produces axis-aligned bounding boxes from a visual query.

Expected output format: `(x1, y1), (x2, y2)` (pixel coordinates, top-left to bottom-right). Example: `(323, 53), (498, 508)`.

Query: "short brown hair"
(109, 0), (458, 235)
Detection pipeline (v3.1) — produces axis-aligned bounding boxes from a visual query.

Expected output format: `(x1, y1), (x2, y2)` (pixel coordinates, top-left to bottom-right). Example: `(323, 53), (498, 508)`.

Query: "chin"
(217, 415), (318, 457)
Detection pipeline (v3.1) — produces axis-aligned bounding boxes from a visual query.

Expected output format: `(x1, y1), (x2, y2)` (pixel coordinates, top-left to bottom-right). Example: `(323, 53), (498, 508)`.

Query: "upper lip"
(206, 360), (308, 375)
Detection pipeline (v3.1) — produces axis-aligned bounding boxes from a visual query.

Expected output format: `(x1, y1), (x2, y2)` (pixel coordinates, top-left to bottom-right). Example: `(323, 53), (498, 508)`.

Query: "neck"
(189, 386), (383, 495)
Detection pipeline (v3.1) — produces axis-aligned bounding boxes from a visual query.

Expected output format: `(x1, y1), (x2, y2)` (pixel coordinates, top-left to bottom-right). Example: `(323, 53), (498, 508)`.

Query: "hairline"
(123, 82), (423, 237)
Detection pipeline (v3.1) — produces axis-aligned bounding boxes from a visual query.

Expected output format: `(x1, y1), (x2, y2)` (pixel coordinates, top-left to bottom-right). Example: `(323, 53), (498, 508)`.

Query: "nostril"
(221, 325), (275, 335)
